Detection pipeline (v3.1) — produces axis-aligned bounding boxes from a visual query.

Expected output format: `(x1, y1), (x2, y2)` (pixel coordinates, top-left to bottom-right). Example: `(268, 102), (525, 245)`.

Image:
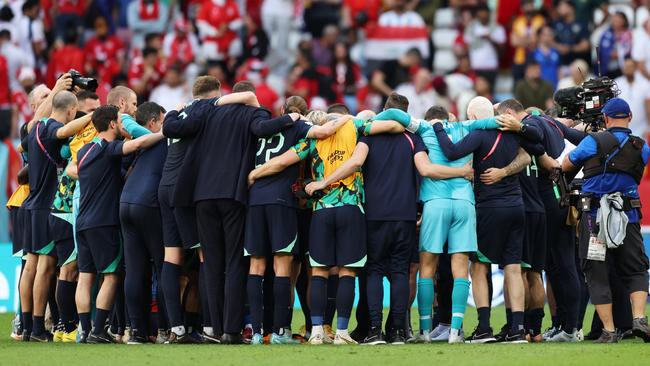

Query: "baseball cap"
(602, 97), (631, 118)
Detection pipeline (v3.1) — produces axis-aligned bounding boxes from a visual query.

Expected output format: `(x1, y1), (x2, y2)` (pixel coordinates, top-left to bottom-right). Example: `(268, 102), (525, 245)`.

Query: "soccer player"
(75, 105), (165, 343)
(248, 96), (412, 345)
(162, 81), (295, 344)
(245, 96), (350, 345)
(21, 90), (93, 342)
(433, 98), (544, 343)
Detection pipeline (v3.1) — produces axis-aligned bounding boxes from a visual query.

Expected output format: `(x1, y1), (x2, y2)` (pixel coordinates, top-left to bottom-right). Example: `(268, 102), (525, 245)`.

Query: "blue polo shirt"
(569, 127), (650, 223)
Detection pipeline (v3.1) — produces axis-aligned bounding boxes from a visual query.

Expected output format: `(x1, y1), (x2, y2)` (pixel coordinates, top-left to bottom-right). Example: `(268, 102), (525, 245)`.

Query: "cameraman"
(562, 98), (650, 343)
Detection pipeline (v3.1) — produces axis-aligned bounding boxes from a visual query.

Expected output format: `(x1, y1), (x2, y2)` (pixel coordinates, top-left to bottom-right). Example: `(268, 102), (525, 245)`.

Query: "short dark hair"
(135, 102), (166, 126)
(143, 47), (158, 58)
(76, 90), (99, 103)
(384, 92), (409, 112)
(0, 5), (14, 22)
(496, 99), (525, 114)
(405, 47), (422, 60)
(22, 0), (39, 13)
(424, 106), (449, 121)
(192, 76), (221, 98)
(327, 103), (350, 115)
(0, 29), (10, 40)
(232, 80), (256, 93)
(144, 33), (161, 46)
(92, 105), (119, 132)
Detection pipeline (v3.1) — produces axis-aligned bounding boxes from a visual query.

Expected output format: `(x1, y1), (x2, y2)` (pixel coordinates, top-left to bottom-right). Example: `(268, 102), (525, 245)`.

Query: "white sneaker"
(448, 329), (465, 344)
(547, 330), (579, 343)
(576, 329), (584, 342)
(334, 333), (358, 345)
(429, 324), (450, 342)
(416, 330), (431, 343)
(308, 333), (324, 345)
(542, 326), (559, 341)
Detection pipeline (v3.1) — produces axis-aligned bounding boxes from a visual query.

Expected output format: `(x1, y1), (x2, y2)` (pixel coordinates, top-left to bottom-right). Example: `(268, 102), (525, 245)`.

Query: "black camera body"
(553, 76), (618, 132)
(68, 69), (98, 92)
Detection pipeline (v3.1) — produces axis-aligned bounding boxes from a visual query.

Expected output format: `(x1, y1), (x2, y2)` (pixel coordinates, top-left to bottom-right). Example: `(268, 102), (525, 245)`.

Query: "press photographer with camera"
(562, 98), (650, 343)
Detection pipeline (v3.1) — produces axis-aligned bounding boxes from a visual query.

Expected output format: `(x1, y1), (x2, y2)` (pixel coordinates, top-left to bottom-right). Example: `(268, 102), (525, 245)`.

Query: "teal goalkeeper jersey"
(417, 118), (499, 204)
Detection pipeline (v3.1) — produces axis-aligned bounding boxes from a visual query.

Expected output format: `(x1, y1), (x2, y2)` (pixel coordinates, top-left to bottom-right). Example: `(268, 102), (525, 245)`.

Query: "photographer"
(562, 98), (650, 343)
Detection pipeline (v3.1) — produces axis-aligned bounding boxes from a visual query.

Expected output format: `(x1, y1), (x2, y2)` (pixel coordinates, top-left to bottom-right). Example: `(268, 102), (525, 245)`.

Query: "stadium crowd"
(2, 0), (650, 347)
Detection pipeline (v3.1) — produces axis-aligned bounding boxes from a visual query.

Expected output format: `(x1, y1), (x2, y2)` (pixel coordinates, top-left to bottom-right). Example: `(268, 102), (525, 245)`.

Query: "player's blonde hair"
(307, 110), (328, 126)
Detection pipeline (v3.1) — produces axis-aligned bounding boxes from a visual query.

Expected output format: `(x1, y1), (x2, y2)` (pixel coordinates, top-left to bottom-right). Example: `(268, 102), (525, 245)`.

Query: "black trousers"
(120, 203), (166, 334)
(196, 199), (246, 335)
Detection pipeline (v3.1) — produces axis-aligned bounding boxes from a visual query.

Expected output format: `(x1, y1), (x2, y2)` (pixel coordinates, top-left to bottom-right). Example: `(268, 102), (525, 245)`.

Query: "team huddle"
(6, 71), (650, 346)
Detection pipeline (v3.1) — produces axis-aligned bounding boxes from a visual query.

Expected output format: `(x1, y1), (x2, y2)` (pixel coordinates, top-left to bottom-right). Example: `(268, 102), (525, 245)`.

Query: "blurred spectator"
(261, 0), (295, 74)
(12, 67), (36, 128)
(474, 76), (492, 102)
(149, 64), (191, 112)
(128, 46), (166, 102)
(615, 57), (650, 137)
(0, 52), (10, 139)
(163, 18), (201, 83)
(574, 0), (607, 27)
(557, 58), (590, 90)
(205, 60), (232, 93)
(510, 0), (545, 81)
(395, 68), (438, 120)
(330, 41), (364, 113)
(531, 26), (560, 89)
(303, 0), (341, 38)
(371, 48), (422, 103)
(52, 0), (87, 42)
(286, 48), (320, 105)
(378, 0), (425, 26)
(127, 0), (169, 50)
(0, 29), (32, 91)
(343, 0), (381, 29)
(0, 4), (18, 41)
(197, 0), (242, 61)
(552, 0), (590, 66)
(84, 15), (125, 91)
(598, 11), (632, 80)
(17, 0), (46, 68)
(632, 19), (650, 83)
(46, 27), (85, 87)
(413, 0), (439, 28)
(454, 54), (477, 83)
(239, 15), (269, 67)
(514, 61), (554, 109)
(243, 59), (281, 114)
(463, 4), (506, 91)
(312, 25), (338, 68)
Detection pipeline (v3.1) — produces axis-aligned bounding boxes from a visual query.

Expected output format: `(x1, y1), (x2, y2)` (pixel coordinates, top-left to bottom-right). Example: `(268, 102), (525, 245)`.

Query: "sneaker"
(349, 327), (367, 343)
(53, 323), (65, 342)
(333, 332), (358, 345)
(494, 323), (509, 343)
(155, 329), (170, 344)
(77, 330), (88, 344)
(466, 327), (497, 344)
(10, 315), (22, 341)
(308, 333), (324, 345)
(448, 328), (465, 344)
(30, 331), (54, 342)
(62, 328), (78, 343)
(618, 329), (634, 340)
(542, 326), (560, 341)
(242, 325), (253, 344)
(201, 331), (221, 344)
(250, 333), (264, 345)
(593, 329), (618, 344)
(576, 329), (584, 342)
(387, 329), (406, 345)
(415, 330), (431, 343)
(323, 325), (335, 342)
(526, 333), (543, 343)
(361, 327), (386, 345)
(632, 317), (650, 343)
(167, 330), (203, 344)
(429, 324), (450, 342)
(271, 330), (300, 344)
(220, 333), (244, 344)
(405, 325), (416, 343)
(547, 329), (579, 343)
(127, 331), (149, 345)
(87, 330), (116, 344)
(503, 329), (528, 344)
(108, 327), (124, 344)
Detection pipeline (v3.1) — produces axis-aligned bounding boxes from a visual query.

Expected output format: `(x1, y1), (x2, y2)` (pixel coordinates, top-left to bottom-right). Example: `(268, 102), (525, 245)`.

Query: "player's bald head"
(107, 86), (136, 106)
(467, 96), (494, 120)
(28, 84), (51, 110)
(52, 90), (78, 112)
(356, 110), (376, 121)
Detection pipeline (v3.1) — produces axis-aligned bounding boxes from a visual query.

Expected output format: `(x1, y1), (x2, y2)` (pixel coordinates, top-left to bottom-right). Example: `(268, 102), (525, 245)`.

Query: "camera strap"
(403, 133), (414, 152)
(540, 115), (564, 138)
(481, 132), (502, 162)
(78, 142), (99, 170)
(36, 119), (58, 167)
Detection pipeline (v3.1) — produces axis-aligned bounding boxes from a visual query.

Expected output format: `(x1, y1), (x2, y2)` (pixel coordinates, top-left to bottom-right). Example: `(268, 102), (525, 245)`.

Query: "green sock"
(417, 278), (434, 332)
(451, 278), (470, 330)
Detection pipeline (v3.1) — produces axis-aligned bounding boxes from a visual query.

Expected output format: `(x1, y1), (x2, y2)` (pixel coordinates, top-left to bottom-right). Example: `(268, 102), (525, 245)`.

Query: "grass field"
(1, 306), (650, 366)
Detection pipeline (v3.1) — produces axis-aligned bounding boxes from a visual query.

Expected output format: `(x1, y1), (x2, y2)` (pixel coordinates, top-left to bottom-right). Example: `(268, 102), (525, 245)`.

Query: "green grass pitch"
(1, 306), (649, 366)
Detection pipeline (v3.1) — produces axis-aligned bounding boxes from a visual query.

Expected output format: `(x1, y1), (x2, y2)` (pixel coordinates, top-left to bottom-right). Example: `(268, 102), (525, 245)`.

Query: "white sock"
(336, 329), (349, 337)
(312, 325), (324, 337)
(203, 327), (214, 336)
(171, 326), (185, 336)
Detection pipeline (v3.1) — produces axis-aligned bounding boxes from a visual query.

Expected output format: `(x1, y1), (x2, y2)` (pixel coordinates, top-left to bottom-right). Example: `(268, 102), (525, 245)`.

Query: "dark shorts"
(244, 204), (298, 257)
(158, 184), (199, 249)
(50, 214), (75, 266)
(296, 208), (312, 257)
(522, 212), (547, 272)
(474, 205), (525, 266)
(77, 226), (123, 274)
(366, 220), (416, 274)
(10, 208), (26, 256)
(25, 208), (54, 256)
(309, 205), (367, 267)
